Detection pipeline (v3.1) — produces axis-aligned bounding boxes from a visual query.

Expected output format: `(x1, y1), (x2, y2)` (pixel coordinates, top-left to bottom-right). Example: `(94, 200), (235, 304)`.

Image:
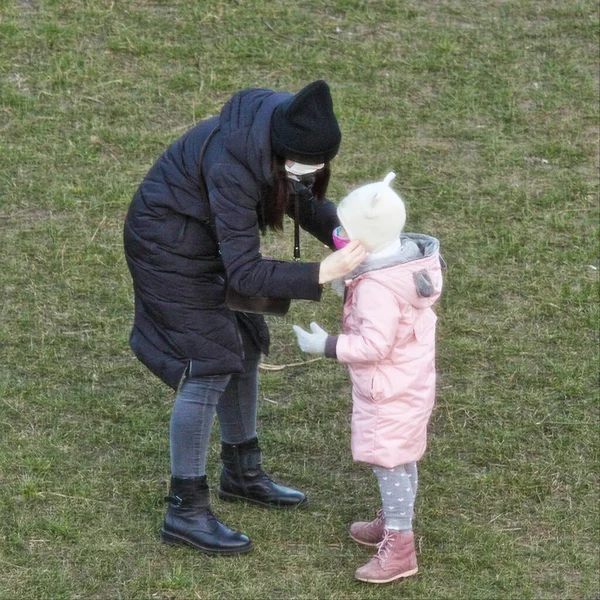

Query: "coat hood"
(219, 88), (291, 184)
(349, 233), (443, 309)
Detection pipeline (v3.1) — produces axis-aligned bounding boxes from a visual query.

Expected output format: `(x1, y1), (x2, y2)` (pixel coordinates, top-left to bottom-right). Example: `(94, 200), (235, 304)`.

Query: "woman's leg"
(170, 375), (230, 477)
(216, 324), (307, 508)
(216, 324), (260, 443)
(164, 374), (254, 556)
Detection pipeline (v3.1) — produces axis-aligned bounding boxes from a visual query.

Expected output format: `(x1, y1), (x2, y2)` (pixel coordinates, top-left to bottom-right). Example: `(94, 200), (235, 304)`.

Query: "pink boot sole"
(349, 531), (379, 547)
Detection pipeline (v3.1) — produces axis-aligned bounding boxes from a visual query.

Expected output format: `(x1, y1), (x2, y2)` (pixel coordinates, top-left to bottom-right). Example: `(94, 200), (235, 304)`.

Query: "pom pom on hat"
(270, 80), (342, 164)
(337, 172), (406, 253)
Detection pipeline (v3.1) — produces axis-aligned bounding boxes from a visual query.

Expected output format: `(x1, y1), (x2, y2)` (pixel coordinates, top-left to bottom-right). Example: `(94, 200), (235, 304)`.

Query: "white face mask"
(285, 162), (325, 178)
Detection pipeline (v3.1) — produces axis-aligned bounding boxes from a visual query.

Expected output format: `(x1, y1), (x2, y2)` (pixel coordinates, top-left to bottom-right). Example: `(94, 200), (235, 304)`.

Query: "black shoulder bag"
(198, 126), (298, 316)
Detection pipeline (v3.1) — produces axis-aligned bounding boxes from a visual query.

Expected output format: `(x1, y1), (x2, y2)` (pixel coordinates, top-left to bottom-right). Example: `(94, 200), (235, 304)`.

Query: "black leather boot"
(160, 476), (253, 555)
(218, 438), (308, 509)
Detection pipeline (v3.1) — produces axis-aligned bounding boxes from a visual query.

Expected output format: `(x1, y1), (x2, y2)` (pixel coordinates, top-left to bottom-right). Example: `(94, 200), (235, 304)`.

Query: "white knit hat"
(337, 172), (406, 253)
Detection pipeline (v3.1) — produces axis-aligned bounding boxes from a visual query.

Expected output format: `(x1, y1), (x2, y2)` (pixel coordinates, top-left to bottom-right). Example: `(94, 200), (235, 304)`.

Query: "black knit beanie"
(270, 80), (341, 164)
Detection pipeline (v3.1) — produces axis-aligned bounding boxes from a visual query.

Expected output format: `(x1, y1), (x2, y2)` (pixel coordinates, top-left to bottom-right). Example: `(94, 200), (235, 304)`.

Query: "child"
(293, 172), (443, 584)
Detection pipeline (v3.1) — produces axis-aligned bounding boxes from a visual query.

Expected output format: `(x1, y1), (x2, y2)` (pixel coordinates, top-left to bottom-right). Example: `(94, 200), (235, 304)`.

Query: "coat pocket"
(369, 366), (388, 403)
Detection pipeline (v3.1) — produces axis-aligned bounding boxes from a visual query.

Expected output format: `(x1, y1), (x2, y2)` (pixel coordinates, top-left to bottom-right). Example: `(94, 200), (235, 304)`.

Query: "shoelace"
(367, 509), (385, 534)
(253, 467), (275, 484)
(375, 529), (395, 562)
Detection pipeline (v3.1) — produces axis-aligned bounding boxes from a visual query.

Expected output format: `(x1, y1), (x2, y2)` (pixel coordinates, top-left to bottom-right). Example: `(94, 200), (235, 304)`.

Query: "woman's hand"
(319, 240), (366, 284)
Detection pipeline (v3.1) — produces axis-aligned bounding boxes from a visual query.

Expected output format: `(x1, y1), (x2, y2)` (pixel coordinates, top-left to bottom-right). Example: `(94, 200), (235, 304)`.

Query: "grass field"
(1, 0), (598, 598)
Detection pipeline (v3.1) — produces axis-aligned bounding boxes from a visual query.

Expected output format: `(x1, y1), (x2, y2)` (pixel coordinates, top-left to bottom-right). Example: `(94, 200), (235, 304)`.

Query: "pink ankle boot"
(349, 509), (386, 546)
(354, 529), (418, 584)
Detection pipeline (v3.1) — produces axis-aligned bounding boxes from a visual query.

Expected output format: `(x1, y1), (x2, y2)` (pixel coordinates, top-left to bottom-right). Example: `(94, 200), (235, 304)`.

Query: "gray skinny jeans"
(169, 324), (261, 478)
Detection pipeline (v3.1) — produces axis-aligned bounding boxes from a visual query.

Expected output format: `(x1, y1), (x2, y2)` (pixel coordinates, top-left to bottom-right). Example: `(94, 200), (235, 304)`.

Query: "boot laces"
(365, 509), (385, 535)
(375, 529), (395, 562)
(252, 466), (274, 484)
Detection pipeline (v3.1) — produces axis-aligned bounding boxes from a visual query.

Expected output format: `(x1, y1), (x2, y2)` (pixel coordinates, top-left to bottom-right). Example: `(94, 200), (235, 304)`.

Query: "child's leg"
(372, 463), (418, 532)
(404, 460), (418, 497)
(354, 463), (420, 582)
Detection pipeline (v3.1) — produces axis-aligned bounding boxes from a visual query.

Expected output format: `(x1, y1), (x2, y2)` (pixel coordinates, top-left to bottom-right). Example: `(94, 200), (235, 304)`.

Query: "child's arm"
(293, 280), (400, 364)
(330, 280), (400, 364)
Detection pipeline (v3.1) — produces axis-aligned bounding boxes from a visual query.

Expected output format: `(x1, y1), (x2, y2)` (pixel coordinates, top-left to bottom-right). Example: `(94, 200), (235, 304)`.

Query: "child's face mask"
(332, 225), (350, 250)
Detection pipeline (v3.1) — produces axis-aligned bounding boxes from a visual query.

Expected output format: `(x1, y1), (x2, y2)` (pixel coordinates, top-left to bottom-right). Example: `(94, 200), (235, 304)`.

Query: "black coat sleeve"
(208, 164), (323, 301)
(286, 181), (340, 249)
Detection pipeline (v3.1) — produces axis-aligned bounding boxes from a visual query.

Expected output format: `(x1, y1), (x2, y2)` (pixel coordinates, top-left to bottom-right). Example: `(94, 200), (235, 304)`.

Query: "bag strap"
(293, 194), (300, 261)
(197, 125), (220, 208)
(197, 125), (300, 261)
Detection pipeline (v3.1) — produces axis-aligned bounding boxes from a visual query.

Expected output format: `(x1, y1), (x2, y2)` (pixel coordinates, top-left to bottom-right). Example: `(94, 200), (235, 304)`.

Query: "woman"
(123, 80), (366, 555)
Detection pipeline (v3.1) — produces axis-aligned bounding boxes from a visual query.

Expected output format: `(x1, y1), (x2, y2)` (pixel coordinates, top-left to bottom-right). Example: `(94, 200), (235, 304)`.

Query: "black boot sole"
(218, 489), (309, 509)
(160, 528), (254, 555)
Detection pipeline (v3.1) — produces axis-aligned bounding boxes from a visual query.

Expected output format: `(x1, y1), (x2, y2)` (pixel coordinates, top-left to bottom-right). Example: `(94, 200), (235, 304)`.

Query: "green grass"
(1, 0), (598, 598)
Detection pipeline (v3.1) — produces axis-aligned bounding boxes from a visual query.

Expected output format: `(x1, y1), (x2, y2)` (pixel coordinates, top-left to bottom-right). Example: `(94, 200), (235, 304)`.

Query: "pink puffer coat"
(335, 234), (443, 468)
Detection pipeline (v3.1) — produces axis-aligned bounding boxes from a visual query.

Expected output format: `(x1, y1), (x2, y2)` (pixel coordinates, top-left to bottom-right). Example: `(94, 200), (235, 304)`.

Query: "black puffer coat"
(123, 88), (340, 389)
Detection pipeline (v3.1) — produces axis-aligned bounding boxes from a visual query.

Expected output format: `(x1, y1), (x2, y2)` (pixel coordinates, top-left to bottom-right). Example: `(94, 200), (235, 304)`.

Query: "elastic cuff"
(324, 336), (338, 359)
(307, 262), (324, 301)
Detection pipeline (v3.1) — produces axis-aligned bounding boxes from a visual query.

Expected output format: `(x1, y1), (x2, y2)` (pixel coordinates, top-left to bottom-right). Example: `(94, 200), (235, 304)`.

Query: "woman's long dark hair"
(266, 155), (331, 231)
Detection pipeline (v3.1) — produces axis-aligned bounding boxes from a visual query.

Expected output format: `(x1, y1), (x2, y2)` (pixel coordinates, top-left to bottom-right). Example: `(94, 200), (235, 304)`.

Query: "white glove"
(330, 277), (346, 298)
(293, 322), (329, 355)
